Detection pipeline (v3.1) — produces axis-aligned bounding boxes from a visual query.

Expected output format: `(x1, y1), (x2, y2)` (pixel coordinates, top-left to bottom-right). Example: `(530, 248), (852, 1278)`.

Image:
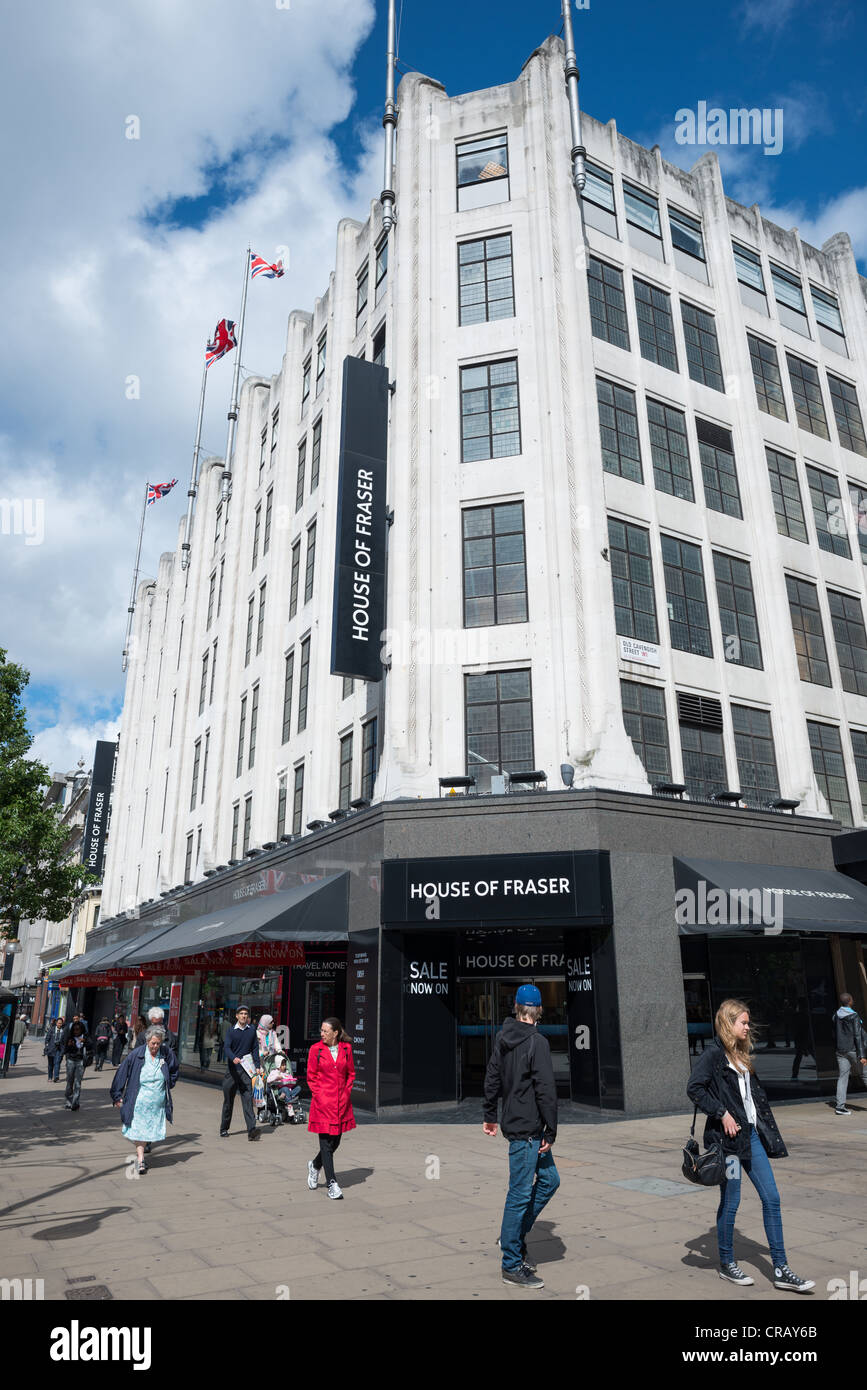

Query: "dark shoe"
(137, 1160), (148, 1175)
(719, 1263), (754, 1285)
(835, 1106), (852, 1115)
(247, 1129), (260, 1141)
(502, 1266), (544, 1289)
(71, 1103), (79, 1111)
(497, 1238), (536, 1273)
(144, 1143), (152, 1153)
(773, 1265), (815, 1293)
(219, 1130), (230, 1137)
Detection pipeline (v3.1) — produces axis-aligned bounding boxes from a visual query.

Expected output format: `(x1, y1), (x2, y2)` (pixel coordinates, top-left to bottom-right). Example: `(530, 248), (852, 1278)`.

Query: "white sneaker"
(326, 1180), (343, 1200)
(307, 1160), (319, 1190)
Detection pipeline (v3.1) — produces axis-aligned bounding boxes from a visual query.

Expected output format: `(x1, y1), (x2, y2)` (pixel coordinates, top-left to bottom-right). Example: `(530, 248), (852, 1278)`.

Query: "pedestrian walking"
(687, 998), (814, 1292)
(789, 1000), (812, 1082)
(482, 984), (560, 1290)
(111, 1014), (128, 1066)
(305, 1017), (356, 1200)
(220, 1006), (261, 1141)
(62, 1021), (93, 1110)
(833, 992), (867, 1115)
(199, 1015), (219, 1071)
(146, 1006), (177, 1054)
(111, 1025), (179, 1174)
(93, 1017), (112, 1071)
(43, 1018), (64, 1082)
(9, 1013), (27, 1066)
(129, 1015), (147, 1053)
(256, 1013), (279, 1073)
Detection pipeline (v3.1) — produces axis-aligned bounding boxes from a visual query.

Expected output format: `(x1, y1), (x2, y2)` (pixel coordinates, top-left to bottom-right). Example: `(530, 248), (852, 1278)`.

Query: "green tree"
(0, 650), (98, 940)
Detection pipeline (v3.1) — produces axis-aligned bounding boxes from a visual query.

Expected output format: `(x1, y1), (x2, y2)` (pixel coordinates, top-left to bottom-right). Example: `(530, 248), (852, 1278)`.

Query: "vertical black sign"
(345, 931), (379, 1109)
(80, 740), (117, 878)
(330, 356), (389, 681)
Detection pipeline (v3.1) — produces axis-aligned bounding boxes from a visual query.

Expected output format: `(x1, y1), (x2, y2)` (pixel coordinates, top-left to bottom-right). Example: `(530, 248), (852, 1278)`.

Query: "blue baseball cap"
(515, 984), (542, 1006)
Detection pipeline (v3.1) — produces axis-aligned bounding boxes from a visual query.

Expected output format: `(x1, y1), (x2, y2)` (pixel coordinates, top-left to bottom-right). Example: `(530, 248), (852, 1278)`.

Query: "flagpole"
(122, 482), (150, 672)
(180, 357), (209, 571)
(221, 247), (251, 501)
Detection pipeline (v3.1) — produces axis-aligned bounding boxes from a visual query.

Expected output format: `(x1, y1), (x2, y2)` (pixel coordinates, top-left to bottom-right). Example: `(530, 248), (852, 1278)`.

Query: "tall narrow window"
(236, 694), (247, 778)
(806, 465), (850, 558)
(661, 535), (712, 656)
(608, 518), (659, 643)
(280, 651), (295, 744)
(295, 439), (306, 513)
(200, 729), (210, 803)
(828, 590), (867, 696)
(206, 570), (216, 629)
(375, 239), (388, 305)
(456, 134), (509, 211)
(301, 356), (311, 411)
(747, 335), (787, 420)
(315, 334), (326, 396)
(198, 650), (209, 716)
(310, 418), (322, 492)
(177, 618), (184, 669)
(588, 258), (629, 350)
(217, 557), (225, 616)
(214, 502), (223, 554)
(465, 671), (533, 793)
(304, 522), (316, 604)
(276, 772), (288, 840)
(252, 503), (261, 570)
(786, 354), (829, 438)
(245, 595), (255, 665)
(786, 575), (831, 686)
(161, 768), (169, 832)
(766, 447), (807, 543)
(185, 833), (194, 885)
(339, 733), (354, 810)
(209, 639), (218, 704)
(713, 552), (762, 669)
(460, 359), (520, 462)
(620, 680), (671, 785)
(696, 419), (741, 518)
(808, 721), (852, 825)
(812, 286), (847, 356)
(669, 207), (707, 282)
(292, 763), (305, 835)
(270, 409), (279, 467)
(257, 580), (267, 655)
(190, 738), (201, 812)
(372, 324), (386, 367)
(850, 730), (867, 819)
(342, 676), (354, 700)
(731, 705), (779, 808)
(647, 399), (693, 500)
(680, 301), (724, 391)
(596, 379), (642, 482)
(678, 692), (727, 802)
(624, 182), (663, 260)
(356, 266), (369, 335)
(289, 540), (301, 620)
(828, 376), (867, 457)
(634, 279), (678, 371)
(361, 717), (379, 799)
(242, 795), (253, 855)
(462, 501), (527, 627)
(582, 160), (617, 237)
(297, 636), (311, 733)
(259, 428), (268, 482)
(263, 488), (273, 555)
(169, 691), (177, 748)
(771, 263), (810, 336)
(231, 803), (240, 859)
(458, 235), (514, 326)
(248, 685), (259, 770)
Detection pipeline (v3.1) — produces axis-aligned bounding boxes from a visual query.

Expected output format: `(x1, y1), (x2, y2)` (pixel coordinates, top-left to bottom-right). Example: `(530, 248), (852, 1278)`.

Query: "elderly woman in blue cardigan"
(110, 1025), (178, 1174)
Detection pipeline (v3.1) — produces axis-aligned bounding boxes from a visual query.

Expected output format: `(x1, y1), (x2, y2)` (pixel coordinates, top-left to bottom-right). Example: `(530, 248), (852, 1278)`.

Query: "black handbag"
(681, 1106), (725, 1186)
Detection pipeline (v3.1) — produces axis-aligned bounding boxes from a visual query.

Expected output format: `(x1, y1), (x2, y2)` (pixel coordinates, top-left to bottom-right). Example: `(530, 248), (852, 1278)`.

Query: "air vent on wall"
(695, 418), (733, 452)
(677, 691), (723, 730)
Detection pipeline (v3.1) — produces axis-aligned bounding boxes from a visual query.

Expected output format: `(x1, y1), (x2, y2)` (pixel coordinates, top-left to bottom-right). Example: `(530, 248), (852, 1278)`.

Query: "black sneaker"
(835, 1106), (852, 1115)
(247, 1129), (260, 1142)
(719, 1263), (754, 1286)
(502, 1266), (544, 1290)
(497, 1238), (536, 1273)
(773, 1265), (815, 1293)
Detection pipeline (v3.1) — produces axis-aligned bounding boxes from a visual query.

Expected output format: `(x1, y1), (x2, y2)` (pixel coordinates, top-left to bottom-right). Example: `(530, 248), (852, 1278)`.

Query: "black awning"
(123, 872), (350, 964)
(675, 857), (867, 935)
(53, 941), (133, 979)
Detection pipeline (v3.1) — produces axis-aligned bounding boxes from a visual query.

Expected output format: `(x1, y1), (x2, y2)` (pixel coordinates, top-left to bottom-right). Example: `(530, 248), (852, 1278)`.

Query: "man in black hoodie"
(483, 984), (560, 1289)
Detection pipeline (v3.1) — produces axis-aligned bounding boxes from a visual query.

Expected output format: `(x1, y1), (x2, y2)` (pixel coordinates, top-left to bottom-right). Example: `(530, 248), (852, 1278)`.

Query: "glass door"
(458, 977), (569, 1098)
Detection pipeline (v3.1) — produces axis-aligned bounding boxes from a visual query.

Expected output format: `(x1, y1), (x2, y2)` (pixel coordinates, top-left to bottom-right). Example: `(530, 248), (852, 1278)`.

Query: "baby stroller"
(262, 1076), (305, 1127)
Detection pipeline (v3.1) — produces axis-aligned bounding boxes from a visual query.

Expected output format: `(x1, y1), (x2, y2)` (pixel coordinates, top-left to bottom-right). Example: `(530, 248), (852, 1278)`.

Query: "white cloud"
(31, 716), (121, 779)
(0, 0), (379, 729)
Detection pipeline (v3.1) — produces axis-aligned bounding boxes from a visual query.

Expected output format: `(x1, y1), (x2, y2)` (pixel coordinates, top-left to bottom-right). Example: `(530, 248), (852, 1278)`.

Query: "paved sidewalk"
(2, 1039), (866, 1301)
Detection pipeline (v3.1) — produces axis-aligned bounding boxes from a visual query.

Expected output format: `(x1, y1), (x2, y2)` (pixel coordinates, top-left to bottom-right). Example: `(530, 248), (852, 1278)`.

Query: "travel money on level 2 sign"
(80, 740), (117, 878)
(330, 355), (389, 682)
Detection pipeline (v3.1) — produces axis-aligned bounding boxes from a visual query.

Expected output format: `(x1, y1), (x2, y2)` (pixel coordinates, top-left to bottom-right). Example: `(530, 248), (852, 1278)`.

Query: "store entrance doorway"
(458, 977), (569, 1099)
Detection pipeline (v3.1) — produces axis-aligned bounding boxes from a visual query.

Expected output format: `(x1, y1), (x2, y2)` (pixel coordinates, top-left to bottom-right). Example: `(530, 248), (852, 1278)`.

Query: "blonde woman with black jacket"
(687, 999), (814, 1293)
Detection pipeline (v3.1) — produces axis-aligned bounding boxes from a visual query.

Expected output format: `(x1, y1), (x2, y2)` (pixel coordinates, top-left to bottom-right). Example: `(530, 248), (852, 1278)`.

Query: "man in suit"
(220, 1006), (261, 1141)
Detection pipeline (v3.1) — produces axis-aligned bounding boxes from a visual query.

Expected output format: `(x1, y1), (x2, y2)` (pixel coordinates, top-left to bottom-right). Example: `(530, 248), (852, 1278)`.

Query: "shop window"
(620, 680), (671, 785)
(807, 721), (852, 825)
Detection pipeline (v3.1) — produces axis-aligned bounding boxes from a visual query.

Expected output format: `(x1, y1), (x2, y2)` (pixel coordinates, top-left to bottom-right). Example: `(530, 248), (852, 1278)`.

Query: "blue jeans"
(716, 1126), (786, 1267)
(500, 1138), (560, 1271)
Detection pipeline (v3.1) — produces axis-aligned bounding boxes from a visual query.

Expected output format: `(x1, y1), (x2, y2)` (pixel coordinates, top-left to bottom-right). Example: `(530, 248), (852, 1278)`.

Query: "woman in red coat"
(306, 1017), (355, 1200)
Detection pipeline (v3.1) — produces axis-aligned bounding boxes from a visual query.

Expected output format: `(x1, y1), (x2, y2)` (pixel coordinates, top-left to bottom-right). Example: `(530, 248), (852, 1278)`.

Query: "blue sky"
(2, 0), (865, 774)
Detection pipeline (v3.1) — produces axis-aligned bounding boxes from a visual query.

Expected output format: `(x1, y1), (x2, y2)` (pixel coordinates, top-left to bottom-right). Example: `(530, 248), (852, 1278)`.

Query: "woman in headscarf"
(255, 1014), (279, 1078)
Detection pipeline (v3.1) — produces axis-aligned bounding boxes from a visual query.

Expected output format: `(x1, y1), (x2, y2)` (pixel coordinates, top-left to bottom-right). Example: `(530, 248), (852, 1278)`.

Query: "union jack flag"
(251, 253), (284, 280)
(147, 479), (178, 506)
(205, 318), (236, 368)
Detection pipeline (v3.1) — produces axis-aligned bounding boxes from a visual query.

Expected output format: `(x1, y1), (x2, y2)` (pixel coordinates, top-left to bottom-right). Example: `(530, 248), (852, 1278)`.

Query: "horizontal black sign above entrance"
(381, 852), (612, 926)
